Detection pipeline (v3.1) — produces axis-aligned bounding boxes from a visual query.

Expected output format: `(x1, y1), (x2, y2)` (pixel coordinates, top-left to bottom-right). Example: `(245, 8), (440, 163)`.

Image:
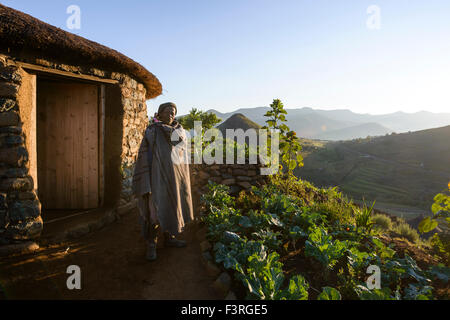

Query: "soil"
(0, 208), (221, 300)
(378, 235), (440, 269)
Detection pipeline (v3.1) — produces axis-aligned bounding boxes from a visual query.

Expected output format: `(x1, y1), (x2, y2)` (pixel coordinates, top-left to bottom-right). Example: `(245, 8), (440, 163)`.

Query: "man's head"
(157, 102), (177, 125)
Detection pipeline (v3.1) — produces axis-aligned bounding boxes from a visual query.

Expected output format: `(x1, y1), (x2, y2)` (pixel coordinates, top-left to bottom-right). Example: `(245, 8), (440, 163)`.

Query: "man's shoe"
(164, 236), (187, 248)
(146, 243), (157, 261)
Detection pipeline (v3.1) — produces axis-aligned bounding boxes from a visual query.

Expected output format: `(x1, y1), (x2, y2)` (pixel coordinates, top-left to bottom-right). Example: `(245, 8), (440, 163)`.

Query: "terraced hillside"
(295, 126), (450, 219)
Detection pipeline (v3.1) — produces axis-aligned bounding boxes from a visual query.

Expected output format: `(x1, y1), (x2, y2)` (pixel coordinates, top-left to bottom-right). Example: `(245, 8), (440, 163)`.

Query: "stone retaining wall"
(190, 163), (270, 214)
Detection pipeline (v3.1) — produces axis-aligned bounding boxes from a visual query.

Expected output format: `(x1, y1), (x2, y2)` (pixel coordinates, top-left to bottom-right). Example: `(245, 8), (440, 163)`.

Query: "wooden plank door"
(37, 81), (99, 209)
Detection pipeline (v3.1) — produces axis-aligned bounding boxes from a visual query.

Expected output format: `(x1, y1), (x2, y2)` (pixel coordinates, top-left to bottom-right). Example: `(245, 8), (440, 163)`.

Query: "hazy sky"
(4, 0), (450, 116)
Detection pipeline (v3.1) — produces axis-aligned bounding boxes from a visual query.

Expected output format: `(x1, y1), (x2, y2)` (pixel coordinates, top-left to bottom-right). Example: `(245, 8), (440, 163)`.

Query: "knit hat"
(158, 102), (177, 115)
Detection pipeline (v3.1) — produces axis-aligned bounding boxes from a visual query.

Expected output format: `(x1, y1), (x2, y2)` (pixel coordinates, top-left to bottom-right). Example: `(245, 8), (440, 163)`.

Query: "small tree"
(178, 108), (221, 133)
(263, 99), (303, 192)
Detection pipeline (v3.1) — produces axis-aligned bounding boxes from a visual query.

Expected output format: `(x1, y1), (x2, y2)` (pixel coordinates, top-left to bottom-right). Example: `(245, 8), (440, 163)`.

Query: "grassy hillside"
(342, 125), (450, 173)
(295, 126), (450, 219)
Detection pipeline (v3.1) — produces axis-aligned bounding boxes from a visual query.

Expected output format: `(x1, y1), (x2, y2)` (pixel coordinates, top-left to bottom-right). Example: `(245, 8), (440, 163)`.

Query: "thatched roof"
(0, 4), (162, 99)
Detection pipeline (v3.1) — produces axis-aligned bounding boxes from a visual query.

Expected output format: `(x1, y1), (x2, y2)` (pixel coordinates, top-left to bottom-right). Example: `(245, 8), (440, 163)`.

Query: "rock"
(35, 58), (53, 67)
(0, 209), (7, 229)
(236, 175), (252, 182)
(0, 193), (6, 209)
(8, 199), (40, 223)
(0, 126), (21, 134)
(248, 170), (257, 176)
(222, 173), (233, 179)
(237, 182), (252, 190)
(17, 191), (37, 200)
(0, 99), (16, 113)
(0, 134), (24, 147)
(0, 111), (19, 127)
(0, 146), (28, 166)
(0, 167), (27, 179)
(0, 83), (19, 97)
(210, 177), (222, 184)
(221, 178), (235, 185)
(90, 68), (105, 78)
(198, 171), (210, 180)
(225, 291), (237, 300)
(200, 240), (212, 252)
(205, 260), (221, 278)
(5, 191), (36, 201)
(211, 170), (221, 177)
(0, 177), (33, 192)
(0, 241), (39, 257)
(213, 272), (232, 297)
(5, 216), (43, 240)
(233, 169), (247, 176)
(0, 67), (20, 83)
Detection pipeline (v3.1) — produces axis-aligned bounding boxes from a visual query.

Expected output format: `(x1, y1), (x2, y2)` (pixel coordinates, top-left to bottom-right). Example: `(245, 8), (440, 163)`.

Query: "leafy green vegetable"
(305, 227), (348, 269)
(318, 287), (342, 300)
(418, 217), (439, 233)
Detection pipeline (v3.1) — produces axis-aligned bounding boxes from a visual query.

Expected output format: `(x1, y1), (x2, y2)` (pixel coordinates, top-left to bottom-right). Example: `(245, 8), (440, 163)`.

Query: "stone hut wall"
(114, 74), (148, 207)
(0, 54), (148, 244)
(0, 55), (41, 244)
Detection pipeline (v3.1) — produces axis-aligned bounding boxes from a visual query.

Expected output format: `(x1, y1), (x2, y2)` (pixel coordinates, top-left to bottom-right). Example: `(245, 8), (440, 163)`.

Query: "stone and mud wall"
(0, 54), (148, 245)
(190, 163), (270, 213)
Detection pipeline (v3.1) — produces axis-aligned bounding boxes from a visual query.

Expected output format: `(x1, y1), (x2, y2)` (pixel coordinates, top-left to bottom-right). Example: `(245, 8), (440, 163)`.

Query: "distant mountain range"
(201, 107), (450, 141)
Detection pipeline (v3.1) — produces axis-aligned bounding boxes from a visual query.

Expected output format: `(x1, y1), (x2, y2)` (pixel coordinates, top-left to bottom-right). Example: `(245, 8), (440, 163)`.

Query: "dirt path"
(0, 209), (220, 300)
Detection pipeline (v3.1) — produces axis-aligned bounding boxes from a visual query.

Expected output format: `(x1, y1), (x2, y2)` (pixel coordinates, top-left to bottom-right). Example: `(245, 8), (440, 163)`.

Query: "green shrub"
(394, 222), (420, 243)
(312, 199), (355, 226)
(372, 214), (393, 231)
(354, 201), (375, 232)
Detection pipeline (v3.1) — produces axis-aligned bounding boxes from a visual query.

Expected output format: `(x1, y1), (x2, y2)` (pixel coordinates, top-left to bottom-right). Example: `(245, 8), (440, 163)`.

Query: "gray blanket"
(132, 120), (194, 236)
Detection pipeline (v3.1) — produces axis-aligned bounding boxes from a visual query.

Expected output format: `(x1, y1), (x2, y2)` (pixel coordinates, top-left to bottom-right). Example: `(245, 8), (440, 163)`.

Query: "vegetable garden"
(200, 176), (450, 300)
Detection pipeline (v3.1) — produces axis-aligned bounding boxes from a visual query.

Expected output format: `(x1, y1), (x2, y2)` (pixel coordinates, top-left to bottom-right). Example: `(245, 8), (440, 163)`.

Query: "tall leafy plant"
(263, 99), (303, 192)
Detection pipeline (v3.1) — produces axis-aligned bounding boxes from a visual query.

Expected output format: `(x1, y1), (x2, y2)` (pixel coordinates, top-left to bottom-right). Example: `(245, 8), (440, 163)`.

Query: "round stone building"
(0, 4), (162, 248)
